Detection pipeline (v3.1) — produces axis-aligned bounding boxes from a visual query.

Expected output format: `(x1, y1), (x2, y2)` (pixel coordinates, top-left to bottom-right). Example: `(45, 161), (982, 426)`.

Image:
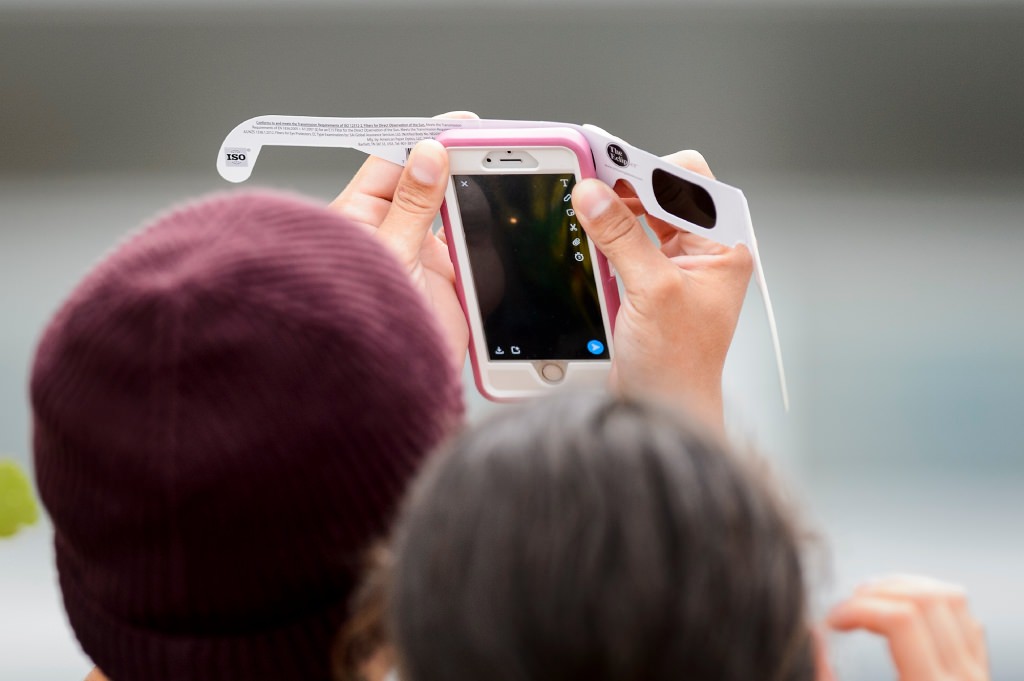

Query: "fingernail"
(573, 180), (614, 219)
(408, 140), (445, 185)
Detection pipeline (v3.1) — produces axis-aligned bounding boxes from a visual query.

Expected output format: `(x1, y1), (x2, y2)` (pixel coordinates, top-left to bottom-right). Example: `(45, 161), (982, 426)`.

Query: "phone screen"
(453, 172), (610, 361)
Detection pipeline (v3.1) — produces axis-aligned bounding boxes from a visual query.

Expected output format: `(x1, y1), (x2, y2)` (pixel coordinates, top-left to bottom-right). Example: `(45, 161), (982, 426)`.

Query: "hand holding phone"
(329, 112), (481, 371)
(571, 151), (754, 430)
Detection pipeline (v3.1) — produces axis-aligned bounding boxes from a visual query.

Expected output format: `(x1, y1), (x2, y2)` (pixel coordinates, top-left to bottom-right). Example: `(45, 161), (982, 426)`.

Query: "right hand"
(571, 151), (753, 430)
(825, 575), (989, 681)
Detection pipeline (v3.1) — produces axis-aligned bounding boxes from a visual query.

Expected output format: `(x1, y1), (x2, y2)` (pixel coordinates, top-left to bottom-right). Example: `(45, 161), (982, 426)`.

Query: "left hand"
(328, 111), (478, 370)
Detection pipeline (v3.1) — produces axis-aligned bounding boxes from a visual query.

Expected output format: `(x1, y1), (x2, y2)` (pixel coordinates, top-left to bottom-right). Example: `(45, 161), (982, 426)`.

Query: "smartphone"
(438, 127), (620, 401)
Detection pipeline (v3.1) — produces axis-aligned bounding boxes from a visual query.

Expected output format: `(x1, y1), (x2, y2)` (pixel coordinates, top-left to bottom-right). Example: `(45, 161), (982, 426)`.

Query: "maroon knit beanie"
(30, 191), (464, 681)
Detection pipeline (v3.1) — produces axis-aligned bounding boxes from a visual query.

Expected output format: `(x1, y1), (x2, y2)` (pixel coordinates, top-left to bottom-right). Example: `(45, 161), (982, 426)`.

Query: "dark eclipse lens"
(651, 168), (717, 229)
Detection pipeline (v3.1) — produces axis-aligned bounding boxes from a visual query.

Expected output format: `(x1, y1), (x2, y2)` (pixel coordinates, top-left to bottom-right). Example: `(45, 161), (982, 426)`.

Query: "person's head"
(31, 191), (464, 681)
(390, 392), (814, 681)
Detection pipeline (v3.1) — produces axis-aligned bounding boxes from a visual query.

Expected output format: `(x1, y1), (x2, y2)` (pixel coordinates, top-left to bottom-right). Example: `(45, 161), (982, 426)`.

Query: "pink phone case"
(437, 127), (621, 401)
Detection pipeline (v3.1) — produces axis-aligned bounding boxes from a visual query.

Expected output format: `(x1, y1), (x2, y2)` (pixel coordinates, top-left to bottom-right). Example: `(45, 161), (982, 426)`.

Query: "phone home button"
(540, 363), (565, 383)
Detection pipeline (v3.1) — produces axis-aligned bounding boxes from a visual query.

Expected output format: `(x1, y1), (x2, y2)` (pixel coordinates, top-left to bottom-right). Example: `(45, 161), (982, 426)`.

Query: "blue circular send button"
(586, 339), (605, 356)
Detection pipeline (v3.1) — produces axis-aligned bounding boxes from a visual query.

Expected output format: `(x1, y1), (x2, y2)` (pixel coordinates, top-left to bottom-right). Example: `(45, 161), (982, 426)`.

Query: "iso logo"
(224, 148), (249, 167)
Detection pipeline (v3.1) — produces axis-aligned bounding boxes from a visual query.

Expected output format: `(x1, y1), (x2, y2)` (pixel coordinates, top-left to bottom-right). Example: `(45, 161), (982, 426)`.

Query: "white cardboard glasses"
(216, 116), (789, 409)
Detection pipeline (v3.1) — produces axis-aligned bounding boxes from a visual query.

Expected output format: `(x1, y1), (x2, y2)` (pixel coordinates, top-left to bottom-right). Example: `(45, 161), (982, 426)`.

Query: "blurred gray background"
(1, 0), (1022, 678)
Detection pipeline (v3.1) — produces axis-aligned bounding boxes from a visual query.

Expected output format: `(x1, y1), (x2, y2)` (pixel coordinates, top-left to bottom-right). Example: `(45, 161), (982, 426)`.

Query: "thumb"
(377, 139), (449, 263)
(572, 179), (671, 296)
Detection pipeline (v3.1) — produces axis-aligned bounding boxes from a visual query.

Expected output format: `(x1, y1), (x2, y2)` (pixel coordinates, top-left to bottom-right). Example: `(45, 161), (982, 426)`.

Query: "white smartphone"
(438, 127), (620, 401)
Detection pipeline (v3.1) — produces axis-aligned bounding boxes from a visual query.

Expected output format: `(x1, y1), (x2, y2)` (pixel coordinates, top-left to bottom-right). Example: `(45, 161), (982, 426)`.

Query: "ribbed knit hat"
(31, 191), (464, 681)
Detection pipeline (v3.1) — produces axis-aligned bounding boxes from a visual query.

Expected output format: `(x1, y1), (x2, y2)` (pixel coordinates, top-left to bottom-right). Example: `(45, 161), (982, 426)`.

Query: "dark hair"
(390, 392), (814, 681)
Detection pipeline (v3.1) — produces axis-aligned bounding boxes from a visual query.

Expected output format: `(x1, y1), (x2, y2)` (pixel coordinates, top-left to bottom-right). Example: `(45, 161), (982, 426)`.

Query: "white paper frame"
(216, 115), (788, 409)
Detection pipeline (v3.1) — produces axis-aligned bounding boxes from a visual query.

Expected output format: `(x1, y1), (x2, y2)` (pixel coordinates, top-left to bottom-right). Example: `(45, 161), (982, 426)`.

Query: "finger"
(658, 228), (735, 258)
(420, 235), (457, 284)
(665, 248), (750, 273)
(377, 139), (449, 263)
(828, 596), (945, 681)
(858, 577), (975, 645)
(572, 179), (673, 296)
(622, 197), (646, 216)
(967, 618), (989, 671)
(613, 179), (638, 199)
(856, 576), (983, 675)
(611, 180), (646, 216)
(436, 110), (479, 120)
(329, 157), (403, 224)
(330, 111), (477, 218)
(662, 149), (715, 180)
(856, 574), (965, 594)
(913, 599), (975, 675)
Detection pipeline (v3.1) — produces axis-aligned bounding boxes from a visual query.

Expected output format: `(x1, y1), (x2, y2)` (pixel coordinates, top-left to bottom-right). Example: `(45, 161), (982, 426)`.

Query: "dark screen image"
(454, 173), (609, 361)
